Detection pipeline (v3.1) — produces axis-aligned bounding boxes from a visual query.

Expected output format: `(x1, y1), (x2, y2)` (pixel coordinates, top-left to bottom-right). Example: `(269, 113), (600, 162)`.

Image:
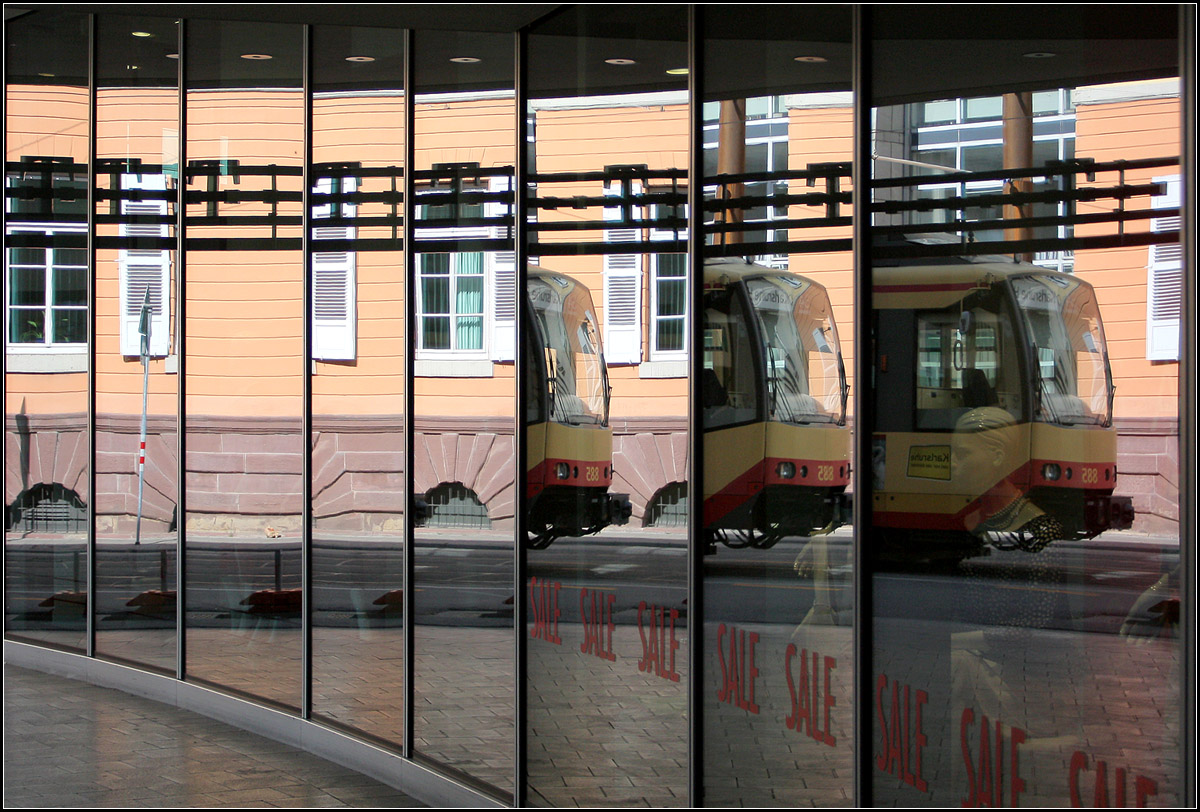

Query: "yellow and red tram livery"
(702, 261), (851, 549)
(525, 268), (631, 548)
(871, 262), (1133, 563)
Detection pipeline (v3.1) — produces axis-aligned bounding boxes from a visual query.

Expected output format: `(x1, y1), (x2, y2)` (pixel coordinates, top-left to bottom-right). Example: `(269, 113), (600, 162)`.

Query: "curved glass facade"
(4, 6), (1193, 806)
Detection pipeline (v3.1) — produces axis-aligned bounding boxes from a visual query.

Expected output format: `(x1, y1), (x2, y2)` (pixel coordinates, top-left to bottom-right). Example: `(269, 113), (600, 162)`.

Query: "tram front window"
(746, 277), (845, 425)
(529, 275), (608, 426)
(1011, 274), (1112, 426)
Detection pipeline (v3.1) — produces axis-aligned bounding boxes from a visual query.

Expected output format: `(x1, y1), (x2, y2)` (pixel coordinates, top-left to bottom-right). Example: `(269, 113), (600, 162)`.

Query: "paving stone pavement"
(2, 663), (428, 809)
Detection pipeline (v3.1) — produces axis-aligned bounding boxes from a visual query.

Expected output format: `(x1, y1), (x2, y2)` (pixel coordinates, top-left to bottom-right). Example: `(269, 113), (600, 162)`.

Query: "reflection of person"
(793, 534), (840, 626)
(954, 407), (1062, 550)
(1120, 565), (1180, 643)
(949, 410), (1079, 751)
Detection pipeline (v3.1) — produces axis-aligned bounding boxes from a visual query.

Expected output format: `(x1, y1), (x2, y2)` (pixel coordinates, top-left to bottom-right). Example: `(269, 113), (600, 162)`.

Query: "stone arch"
(414, 429), (515, 528)
(611, 429), (687, 525)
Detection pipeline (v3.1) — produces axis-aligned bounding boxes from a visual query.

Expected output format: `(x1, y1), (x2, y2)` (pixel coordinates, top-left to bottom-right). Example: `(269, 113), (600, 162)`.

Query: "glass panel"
(525, 6), (689, 805)
(308, 23), (407, 749)
(700, 7), (854, 806)
(92, 14), (181, 673)
(869, 7), (1182, 805)
(182, 19), (304, 709)
(4, 9), (91, 653)
(411, 28), (516, 798)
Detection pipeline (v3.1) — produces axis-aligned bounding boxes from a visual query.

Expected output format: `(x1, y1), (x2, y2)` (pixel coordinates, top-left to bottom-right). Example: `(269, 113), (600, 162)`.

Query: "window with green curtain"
(418, 251), (485, 351)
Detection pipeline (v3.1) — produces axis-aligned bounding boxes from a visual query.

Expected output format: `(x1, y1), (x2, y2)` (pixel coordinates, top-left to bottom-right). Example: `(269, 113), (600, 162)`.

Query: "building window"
(651, 253), (687, 357)
(6, 237), (87, 347)
(418, 252), (485, 352)
(6, 157), (87, 219)
(6, 159), (89, 353)
(117, 172), (172, 357)
(414, 174), (513, 369)
(602, 180), (643, 366)
(1146, 175), (1181, 361)
(311, 173), (358, 361)
(908, 91), (1076, 272)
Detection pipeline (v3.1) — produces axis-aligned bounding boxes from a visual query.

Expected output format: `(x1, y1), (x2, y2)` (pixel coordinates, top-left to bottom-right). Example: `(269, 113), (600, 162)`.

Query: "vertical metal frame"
(86, 12), (98, 659)
(176, 15), (188, 682)
(402, 25), (417, 761)
(301, 22), (315, 720)
(850, 5), (874, 808)
(2, 7), (1193, 809)
(1180, 6), (1196, 805)
(685, 4), (704, 807)
(513, 22), (530, 809)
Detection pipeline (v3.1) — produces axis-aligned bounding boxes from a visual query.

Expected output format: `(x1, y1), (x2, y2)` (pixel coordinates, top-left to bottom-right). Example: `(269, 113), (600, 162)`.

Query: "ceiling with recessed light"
(4, 4), (1183, 102)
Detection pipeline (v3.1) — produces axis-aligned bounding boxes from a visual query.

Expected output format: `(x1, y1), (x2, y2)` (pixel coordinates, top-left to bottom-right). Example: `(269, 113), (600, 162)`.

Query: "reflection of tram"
(703, 260), (851, 549)
(526, 268), (632, 548)
(872, 259), (1134, 564)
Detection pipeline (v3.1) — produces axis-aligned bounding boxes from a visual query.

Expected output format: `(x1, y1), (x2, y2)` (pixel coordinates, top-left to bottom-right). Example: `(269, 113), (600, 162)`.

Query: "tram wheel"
(721, 529), (755, 549)
(751, 532), (783, 550)
(527, 529), (558, 549)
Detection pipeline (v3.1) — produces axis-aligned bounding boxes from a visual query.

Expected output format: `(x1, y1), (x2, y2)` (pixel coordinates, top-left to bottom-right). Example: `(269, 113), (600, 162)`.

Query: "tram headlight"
(1042, 463), (1061, 481)
(555, 463), (571, 480)
(777, 461), (796, 479)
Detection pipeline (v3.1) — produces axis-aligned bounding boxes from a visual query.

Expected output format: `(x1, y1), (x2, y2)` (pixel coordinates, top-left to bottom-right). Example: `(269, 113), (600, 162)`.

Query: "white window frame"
(118, 172), (172, 358)
(1146, 174), (1181, 362)
(415, 250), (489, 357)
(5, 223), (89, 372)
(602, 181), (643, 367)
(413, 175), (511, 376)
(310, 174), (358, 362)
(6, 166), (89, 368)
(649, 251), (688, 361)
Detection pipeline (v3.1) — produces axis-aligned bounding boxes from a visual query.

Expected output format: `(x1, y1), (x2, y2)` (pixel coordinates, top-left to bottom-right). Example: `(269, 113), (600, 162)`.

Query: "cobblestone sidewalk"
(2, 663), (427, 808)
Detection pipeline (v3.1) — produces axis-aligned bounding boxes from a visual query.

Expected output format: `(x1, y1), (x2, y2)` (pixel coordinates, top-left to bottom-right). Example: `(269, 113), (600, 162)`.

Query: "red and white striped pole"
(135, 289), (150, 546)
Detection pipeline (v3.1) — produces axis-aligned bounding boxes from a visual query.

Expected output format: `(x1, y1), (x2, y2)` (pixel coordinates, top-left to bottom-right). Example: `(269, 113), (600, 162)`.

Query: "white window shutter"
(311, 177), (357, 361)
(489, 175), (516, 361)
(603, 181), (642, 365)
(1146, 176), (1181, 361)
(118, 173), (170, 357)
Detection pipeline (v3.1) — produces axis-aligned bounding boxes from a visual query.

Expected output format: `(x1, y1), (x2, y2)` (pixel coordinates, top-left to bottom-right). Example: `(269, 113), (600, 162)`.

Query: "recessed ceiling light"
(605, 58), (636, 65)
(794, 55), (827, 63)
(38, 72), (55, 77)
(346, 56), (376, 62)
(241, 53), (273, 60)
(666, 67), (688, 75)
(166, 53), (179, 59)
(1023, 51), (1056, 58)
(132, 31), (154, 38)
(450, 56), (481, 63)
(126, 64), (141, 71)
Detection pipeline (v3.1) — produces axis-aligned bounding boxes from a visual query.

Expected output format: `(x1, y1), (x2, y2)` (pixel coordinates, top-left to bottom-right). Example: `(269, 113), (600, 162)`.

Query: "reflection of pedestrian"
(1120, 565), (1180, 643)
(954, 407), (1062, 550)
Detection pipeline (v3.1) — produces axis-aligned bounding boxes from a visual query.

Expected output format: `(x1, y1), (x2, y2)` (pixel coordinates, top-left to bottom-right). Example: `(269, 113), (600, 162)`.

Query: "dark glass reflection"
(411, 29), (516, 798)
(308, 24), (407, 747)
(182, 19), (304, 709)
(92, 14), (181, 674)
(699, 7), (855, 806)
(869, 6), (1181, 805)
(4, 9), (91, 653)
(525, 6), (689, 806)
